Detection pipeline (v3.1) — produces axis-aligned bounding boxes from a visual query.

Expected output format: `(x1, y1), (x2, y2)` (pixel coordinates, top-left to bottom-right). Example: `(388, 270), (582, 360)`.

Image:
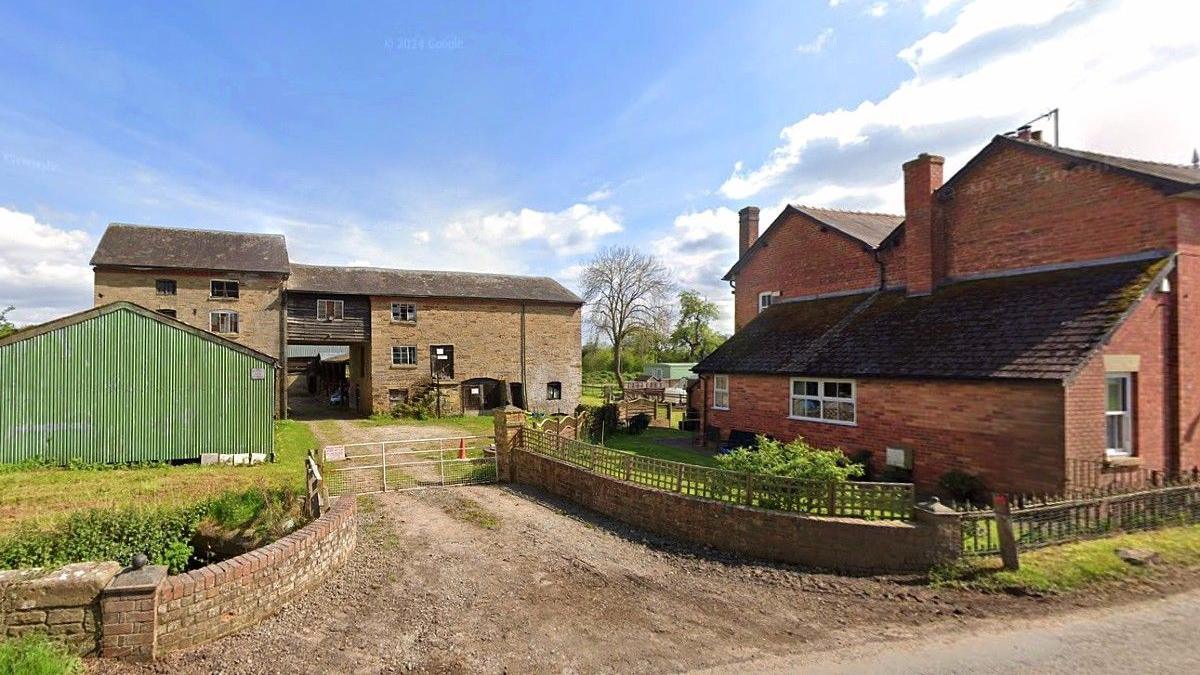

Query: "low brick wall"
(152, 496), (356, 654)
(0, 562), (120, 655)
(512, 449), (960, 573)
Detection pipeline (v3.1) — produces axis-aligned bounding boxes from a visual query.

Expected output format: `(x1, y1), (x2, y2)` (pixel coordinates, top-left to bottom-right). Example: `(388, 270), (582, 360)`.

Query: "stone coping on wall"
(97, 495), (357, 661)
(0, 561), (120, 655)
(511, 448), (960, 573)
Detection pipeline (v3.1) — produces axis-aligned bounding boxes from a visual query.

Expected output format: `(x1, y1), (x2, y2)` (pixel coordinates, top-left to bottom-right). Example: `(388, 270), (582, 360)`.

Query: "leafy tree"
(669, 290), (724, 360)
(0, 306), (15, 339)
(580, 247), (674, 388)
(716, 436), (864, 483)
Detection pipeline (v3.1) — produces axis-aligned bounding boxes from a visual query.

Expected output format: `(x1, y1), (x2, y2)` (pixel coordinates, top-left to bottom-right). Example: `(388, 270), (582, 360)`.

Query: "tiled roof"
(91, 223), (291, 274)
(941, 136), (1200, 197)
(791, 206), (904, 248)
(286, 263), (582, 304)
(696, 256), (1171, 380)
(723, 205), (902, 281)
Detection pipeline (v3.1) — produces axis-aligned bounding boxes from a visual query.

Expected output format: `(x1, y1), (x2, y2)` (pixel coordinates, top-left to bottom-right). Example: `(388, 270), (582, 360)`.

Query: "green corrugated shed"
(643, 363), (698, 381)
(0, 302), (276, 464)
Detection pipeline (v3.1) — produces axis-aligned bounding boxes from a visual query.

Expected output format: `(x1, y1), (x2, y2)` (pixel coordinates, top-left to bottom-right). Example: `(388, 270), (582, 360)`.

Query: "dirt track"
(96, 479), (1200, 675)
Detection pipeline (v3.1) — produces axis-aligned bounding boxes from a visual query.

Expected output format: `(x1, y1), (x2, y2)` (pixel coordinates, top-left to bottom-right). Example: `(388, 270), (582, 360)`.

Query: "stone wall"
(509, 445), (960, 573)
(367, 296), (582, 415)
(94, 267), (287, 361)
(0, 562), (120, 655)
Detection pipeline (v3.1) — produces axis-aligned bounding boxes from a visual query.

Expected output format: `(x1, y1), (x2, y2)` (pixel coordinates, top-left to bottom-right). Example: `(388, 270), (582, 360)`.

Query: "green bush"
(390, 387), (439, 420)
(587, 404), (621, 441)
(716, 436), (864, 483)
(627, 413), (651, 435)
(938, 469), (989, 505)
(0, 634), (82, 675)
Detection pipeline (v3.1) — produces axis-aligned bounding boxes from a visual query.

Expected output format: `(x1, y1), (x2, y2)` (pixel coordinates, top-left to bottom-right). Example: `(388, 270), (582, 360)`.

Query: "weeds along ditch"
(0, 485), (306, 574)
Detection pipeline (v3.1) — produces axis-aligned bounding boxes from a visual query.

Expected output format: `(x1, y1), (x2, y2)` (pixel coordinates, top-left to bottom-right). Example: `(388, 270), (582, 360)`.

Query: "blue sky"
(2, 0), (1198, 327)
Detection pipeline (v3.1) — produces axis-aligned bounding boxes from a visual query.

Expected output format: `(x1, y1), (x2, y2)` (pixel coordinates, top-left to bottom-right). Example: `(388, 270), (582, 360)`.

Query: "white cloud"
(923, 0), (961, 15)
(651, 207), (739, 331)
(446, 203), (622, 257)
(0, 207), (94, 324)
(411, 230), (431, 243)
(585, 186), (613, 202)
(796, 28), (835, 55)
(719, 0), (1200, 207)
(867, 2), (889, 17)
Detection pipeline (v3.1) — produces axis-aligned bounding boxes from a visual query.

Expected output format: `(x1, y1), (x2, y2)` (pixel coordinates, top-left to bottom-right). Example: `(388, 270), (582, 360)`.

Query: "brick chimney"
(903, 153), (945, 296)
(738, 206), (760, 257)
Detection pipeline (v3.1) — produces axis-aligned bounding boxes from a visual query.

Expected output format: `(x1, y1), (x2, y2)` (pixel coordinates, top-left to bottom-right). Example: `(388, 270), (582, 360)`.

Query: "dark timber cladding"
(285, 291), (370, 343)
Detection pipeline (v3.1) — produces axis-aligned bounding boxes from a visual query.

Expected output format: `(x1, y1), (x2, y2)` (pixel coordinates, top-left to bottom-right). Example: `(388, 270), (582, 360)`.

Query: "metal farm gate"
(322, 435), (497, 496)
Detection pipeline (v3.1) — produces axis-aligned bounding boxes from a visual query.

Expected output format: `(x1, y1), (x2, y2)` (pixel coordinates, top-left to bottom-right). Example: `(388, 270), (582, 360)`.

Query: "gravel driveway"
(96, 480), (1114, 675)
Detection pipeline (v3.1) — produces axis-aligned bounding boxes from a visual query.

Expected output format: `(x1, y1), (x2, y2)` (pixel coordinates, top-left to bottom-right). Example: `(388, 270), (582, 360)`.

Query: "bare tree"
(580, 247), (674, 388)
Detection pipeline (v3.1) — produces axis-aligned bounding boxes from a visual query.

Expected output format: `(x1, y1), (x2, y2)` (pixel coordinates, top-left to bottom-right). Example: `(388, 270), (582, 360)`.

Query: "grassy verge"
(358, 414), (495, 437)
(933, 525), (1200, 593)
(601, 428), (718, 467)
(439, 495), (500, 530)
(0, 634), (82, 675)
(0, 421), (317, 536)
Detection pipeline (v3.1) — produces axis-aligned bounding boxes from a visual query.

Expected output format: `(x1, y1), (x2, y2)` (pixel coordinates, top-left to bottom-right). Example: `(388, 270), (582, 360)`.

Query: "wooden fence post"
(994, 494), (1020, 571)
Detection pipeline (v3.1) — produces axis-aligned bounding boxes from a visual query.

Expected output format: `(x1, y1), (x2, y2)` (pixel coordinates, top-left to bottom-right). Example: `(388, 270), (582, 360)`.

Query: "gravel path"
(95, 480), (1197, 675)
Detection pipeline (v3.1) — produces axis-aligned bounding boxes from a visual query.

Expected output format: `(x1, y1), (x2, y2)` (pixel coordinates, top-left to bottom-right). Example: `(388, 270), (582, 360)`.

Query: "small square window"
(392, 345), (417, 366)
(211, 280), (239, 299)
(155, 279), (176, 296)
(388, 388), (409, 404)
(391, 303), (417, 322)
(209, 310), (239, 334)
(158, 309), (177, 318)
(547, 381), (562, 400)
(317, 299), (344, 321)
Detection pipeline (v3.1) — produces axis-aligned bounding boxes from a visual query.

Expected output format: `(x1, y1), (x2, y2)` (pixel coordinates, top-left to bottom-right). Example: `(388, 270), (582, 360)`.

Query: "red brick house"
(695, 132), (1200, 495)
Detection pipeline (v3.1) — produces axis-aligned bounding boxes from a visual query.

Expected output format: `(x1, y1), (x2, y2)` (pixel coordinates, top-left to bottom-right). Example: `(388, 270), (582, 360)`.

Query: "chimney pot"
(738, 206), (760, 258)
(1016, 125), (1033, 141)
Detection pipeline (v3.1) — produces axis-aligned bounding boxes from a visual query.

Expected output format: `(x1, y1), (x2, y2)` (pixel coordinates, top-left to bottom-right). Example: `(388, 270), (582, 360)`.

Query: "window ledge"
(1104, 455), (1142, 468)
(208, 297), (239, 302)
(389, 320), (417, 325)
(787, 416), (857, 427)
(390, 364), (419, 370)
(711, 406), (729, 411)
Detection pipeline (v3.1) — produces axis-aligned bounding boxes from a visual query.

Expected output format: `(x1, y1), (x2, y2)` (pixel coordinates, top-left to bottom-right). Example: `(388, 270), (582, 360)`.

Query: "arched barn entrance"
(461, 378), (505, 414)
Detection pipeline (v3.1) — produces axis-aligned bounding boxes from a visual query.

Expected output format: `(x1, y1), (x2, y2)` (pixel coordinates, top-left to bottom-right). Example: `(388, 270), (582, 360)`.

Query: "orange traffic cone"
(458, 438), (467, 460)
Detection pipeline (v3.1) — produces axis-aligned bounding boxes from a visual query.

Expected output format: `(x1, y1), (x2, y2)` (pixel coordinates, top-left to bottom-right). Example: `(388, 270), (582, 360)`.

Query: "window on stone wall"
(391, 302), (417, 322)
(1106, 373), (1133, 456)
(209, 310), (239, 334)
(158, 308), (177, 318)
(210, 279), (240, 299)
(789, 378), (856, 425)
(713, 374), (729, 410)
(388, 388), (409, 404)
(547, 381), (562, 400)
(155, 279), (176, 296)
(316, 299), (344, 321)
(392, 345), (417, 366)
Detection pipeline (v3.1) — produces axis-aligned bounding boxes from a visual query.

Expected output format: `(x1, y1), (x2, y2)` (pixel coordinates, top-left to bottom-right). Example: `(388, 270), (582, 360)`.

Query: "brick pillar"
(100, 565), (167, 661)
(493, 405), (526, 482)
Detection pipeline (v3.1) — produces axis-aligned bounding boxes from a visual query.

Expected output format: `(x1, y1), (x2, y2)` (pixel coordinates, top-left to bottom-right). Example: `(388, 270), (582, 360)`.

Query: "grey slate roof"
(91, 224), (290, 274)
(697, 256), (1171, 381)
(940, 136), (1200, 198)
(287, 263), (582, 304)
(724, 205), (903, 281)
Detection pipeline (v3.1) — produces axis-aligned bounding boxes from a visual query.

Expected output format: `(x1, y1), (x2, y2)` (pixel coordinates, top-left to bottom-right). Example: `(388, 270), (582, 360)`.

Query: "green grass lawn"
(0, 420), (318, 536)
(934, 524), (1200, 593)
(600, 427), (718, 467)
(358, 414), (495, 436)
(0, 633), (82, 674)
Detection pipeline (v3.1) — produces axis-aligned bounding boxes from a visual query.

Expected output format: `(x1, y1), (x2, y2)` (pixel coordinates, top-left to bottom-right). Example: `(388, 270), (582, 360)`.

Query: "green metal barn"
(0, 302), (277, 464)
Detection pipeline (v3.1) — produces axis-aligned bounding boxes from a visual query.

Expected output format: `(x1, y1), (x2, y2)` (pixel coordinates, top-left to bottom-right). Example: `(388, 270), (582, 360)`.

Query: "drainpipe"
(520, 302), (527, 407)
(873, 249), (887, 291)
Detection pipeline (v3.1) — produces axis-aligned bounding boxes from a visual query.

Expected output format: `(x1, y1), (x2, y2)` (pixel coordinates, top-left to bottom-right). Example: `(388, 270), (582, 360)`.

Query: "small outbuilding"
(0, 302), (277, 465)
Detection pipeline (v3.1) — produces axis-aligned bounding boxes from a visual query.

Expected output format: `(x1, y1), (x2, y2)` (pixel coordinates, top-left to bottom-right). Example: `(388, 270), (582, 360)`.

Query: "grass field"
(934, 524), (1200, 593)
(358, 414), (495, 436)
(600, 427), (719, 467)
(0, 420), (318, 535)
